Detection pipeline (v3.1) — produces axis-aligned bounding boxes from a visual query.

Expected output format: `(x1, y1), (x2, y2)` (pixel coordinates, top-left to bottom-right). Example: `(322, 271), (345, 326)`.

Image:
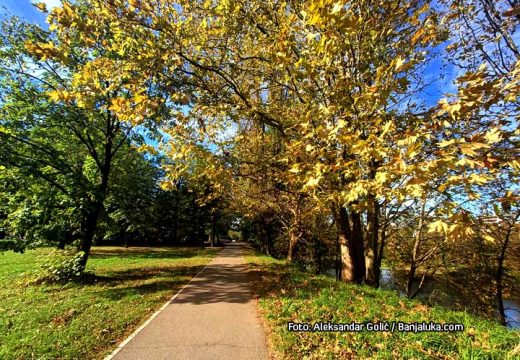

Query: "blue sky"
(1, 0), (452, 107)
(0, 0), (60, 26)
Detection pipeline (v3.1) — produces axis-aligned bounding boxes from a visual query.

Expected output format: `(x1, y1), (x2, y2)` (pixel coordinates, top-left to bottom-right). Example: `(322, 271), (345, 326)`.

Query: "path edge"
(104, 248), (223, 360)
(241, 247), (270, 359)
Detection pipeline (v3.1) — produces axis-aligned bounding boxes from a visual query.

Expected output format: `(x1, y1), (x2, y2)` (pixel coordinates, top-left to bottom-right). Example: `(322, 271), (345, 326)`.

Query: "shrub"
(31, 250), (86, 284)
(227, 230), (242, 240)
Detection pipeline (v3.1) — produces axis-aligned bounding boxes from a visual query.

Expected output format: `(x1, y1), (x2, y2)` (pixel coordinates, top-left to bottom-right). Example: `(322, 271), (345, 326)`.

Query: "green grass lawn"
(0, 246), (218, 360)
(245, 252), (520, 360)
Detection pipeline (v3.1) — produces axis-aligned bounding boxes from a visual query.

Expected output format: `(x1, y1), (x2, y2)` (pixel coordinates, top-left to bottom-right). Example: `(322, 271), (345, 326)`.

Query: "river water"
(326, 268), (520, 330)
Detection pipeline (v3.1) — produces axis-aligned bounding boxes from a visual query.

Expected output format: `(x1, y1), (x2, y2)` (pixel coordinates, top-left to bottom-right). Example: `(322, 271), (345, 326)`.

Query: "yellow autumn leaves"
(25, 0), (520, 245)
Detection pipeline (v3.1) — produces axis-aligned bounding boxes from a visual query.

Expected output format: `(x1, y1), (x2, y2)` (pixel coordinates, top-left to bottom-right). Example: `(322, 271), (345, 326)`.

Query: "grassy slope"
(0, 246), (218, 360)
(245, 252), (520, 360)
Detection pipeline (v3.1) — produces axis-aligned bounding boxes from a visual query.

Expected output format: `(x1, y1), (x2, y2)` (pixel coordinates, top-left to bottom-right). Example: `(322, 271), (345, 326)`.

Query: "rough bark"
(78, 201), (103, 268)
(406, 262), (417, 299)
(258, 220), (271, 256)
(496, 211), (519, 326)
(365, 195), (380, 286)
(350, 211), (366, 282)
(287, 196), (303, 262)
(77, 114), (114, 270)
(375, 225), (387, 287)
(496, 231), (509, 326)
(334, 205), (365, 283)
(407, 201), (426, 298)
(287, 227), (300, 262)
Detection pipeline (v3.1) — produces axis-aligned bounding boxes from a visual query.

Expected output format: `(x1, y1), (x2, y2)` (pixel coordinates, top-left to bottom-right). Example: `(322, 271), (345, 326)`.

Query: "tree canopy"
(0, 0), (518, 326)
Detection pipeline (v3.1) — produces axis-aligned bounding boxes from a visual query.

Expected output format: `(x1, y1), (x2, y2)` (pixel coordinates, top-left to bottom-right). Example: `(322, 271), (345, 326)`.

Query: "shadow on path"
(110, 243), (267, 360)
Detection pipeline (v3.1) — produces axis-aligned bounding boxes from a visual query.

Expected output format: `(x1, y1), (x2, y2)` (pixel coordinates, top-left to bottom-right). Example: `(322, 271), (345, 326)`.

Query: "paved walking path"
(109, 243), (268, 360)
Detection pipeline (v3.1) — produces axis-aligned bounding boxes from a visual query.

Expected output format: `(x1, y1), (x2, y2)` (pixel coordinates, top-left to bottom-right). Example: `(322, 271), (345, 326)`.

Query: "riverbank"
(245, 251), (520, 359)
(325, 265), (520, 330)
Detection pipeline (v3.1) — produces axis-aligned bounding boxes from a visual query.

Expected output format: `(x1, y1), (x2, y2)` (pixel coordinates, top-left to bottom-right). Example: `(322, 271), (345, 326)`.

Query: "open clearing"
(0, 246), (218, 359)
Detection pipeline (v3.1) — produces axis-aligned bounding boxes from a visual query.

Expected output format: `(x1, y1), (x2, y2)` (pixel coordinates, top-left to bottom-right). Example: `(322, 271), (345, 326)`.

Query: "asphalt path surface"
(109, 243), (268, 360)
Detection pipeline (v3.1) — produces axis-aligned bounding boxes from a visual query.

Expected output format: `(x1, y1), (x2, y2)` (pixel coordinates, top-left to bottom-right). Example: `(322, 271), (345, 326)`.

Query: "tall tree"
(0, 8), (165, 268)
(36, 0), (519, 286)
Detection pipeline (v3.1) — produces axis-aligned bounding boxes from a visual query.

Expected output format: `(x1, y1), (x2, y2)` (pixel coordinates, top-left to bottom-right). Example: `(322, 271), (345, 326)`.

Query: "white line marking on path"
(104, 250), (222, 360)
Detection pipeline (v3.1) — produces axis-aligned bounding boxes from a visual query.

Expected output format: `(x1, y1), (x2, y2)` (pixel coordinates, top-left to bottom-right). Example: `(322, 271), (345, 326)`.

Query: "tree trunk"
(264, 227), (271, 256)
(365, 195), (379, 286)
(287, 198), (303, 262)
(78, 201), (103, 269)
(335, 233), (340, 281)
(287, 227), (299, 262)
(407, 263), (417, 298)
(172, 193), (179, 244)
(365, 160), (381, 287)
(375, 225), (387, 287)
(57, 236), (66, 250)
(334, 205), (365, 283)
(257, 222), (264, 252)
(407, 200), (426, 298)
(190, 198), (197, 243)
(258, 221), (271, 256)
(496, 222), (515, 326)
(350, 211), (366, 281)
(209, 214), (215, 247)
(497, 246), (507, 326)
(77, 118), (113, 270)
(407, 237), (420, 298)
